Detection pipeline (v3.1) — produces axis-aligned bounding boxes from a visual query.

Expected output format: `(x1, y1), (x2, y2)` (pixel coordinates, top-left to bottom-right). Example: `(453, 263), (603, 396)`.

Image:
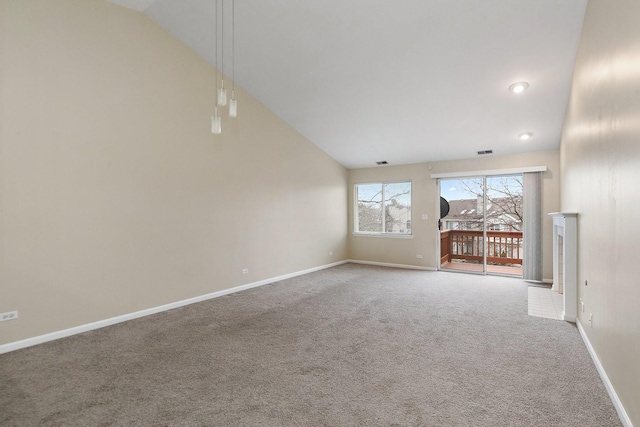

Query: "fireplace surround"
(549, 212), (578, 322)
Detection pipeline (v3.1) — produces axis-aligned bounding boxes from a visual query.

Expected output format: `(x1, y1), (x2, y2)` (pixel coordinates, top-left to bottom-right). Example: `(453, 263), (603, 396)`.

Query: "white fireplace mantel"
(549, 212), (578, 322)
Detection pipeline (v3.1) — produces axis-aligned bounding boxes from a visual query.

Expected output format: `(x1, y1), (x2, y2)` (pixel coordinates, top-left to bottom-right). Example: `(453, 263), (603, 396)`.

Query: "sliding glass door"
(439, 174), (523, 277)
(439, 177), (487, 274)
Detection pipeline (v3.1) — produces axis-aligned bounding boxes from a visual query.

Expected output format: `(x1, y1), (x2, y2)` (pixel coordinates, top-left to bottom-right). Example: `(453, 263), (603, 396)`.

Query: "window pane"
(485, 175), (523, 231)
(384, 182), (412, 234)
(356, 183), (383, 232)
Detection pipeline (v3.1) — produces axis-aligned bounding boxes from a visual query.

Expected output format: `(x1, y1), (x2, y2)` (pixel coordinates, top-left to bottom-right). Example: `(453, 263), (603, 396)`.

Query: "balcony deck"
(440, 229), (523, 277)
(441, 261), (523, 276)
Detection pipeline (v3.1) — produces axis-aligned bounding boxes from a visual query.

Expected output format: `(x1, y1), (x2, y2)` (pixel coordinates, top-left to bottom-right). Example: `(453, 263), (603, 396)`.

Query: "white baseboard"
(347, 259), (436, 271)
(577, 319), (633, 427)
(0, 260), (349, 355)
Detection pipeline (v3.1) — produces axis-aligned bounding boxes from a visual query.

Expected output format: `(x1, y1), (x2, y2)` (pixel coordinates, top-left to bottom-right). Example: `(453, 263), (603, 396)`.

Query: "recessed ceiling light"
(518, 132), (533, 140)
(509, 82), (529, 94)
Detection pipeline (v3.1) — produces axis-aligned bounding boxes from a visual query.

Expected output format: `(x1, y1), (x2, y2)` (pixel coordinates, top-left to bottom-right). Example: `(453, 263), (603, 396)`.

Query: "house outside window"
(443, 197), (522, 232)
(355, 181), (411, 235)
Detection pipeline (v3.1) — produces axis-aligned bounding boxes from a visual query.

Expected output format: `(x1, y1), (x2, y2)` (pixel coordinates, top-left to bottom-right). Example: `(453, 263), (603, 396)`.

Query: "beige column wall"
(559, 1), (640, 424)
(0, 0), (347, 345)
(348, 150), (559, 281)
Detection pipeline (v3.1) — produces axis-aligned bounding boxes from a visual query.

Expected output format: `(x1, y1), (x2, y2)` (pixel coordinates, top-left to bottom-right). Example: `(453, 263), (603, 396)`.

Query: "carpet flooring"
(0, 264), (621, 426)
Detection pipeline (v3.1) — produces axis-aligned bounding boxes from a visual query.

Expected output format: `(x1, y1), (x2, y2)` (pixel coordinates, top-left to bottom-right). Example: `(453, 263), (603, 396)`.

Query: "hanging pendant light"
(211, 0), (237, 132)
(228, 93), (237, 118)
(212, 109), (222, 134)
(218, 83), (227, 106)
(229, 0), (237, 118)
(212, 0), (222, 134)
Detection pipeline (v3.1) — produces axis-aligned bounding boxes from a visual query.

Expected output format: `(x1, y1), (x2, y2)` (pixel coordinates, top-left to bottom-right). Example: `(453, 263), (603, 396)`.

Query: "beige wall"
(348, 150), (560, 280)
(560, 1), (640, 423)
(0, 0), (347, 345)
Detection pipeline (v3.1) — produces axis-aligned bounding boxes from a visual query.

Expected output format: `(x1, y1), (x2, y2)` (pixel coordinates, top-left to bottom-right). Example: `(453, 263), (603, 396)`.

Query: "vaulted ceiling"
(107, 0), (587, 169)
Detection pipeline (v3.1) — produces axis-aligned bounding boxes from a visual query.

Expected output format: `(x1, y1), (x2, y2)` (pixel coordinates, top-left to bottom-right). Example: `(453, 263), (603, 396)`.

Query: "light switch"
(421, 214), (428, 220)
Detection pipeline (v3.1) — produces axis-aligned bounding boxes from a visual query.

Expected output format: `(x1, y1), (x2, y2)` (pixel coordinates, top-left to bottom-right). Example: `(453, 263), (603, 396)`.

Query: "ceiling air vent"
(376, 161), (388, 165)
(477, 150), (493, 155)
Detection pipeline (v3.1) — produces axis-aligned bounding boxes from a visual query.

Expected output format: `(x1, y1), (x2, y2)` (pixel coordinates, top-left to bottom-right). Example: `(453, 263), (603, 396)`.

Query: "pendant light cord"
(220, 0), (224, 84)
(214, 0), (218, 110)
(231, 0), (235, 94)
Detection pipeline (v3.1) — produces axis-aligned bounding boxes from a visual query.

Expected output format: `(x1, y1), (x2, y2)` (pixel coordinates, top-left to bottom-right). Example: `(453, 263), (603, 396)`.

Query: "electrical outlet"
(589, 313), (593, 327)
(0, 311), (18, 322)
(416, 254), (423, 259)
(241, 268), (249, 275)
(581, 301), (585, 312)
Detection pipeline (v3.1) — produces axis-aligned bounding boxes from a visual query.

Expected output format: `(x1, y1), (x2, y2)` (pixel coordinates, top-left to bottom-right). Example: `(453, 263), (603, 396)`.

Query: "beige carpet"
(0, 264), (621, 426)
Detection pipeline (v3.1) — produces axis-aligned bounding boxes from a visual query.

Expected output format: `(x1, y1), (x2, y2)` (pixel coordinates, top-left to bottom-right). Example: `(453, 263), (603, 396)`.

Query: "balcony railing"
(440, 229), (523, 266)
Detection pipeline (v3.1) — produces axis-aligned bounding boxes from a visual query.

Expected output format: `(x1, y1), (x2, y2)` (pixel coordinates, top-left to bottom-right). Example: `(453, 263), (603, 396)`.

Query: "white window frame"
(353, 180), (413, 239)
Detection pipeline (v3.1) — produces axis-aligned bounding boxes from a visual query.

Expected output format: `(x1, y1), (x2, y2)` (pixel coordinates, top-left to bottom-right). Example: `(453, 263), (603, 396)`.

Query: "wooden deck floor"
(441, 261), (523, 277)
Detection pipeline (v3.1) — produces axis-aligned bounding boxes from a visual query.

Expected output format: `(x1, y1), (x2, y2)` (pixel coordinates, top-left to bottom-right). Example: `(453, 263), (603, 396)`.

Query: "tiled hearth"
(528, 286), (563, 320)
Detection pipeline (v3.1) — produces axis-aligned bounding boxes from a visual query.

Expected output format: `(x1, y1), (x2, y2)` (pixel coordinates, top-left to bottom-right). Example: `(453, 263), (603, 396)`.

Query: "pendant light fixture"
(211, 0), (222, 134)
(229, 0), (237, 118)
(212, 0), (237, 134)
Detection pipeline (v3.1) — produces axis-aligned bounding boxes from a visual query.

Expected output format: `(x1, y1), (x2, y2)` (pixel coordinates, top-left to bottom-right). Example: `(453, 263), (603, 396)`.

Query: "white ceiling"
(107, 0), (587, 169)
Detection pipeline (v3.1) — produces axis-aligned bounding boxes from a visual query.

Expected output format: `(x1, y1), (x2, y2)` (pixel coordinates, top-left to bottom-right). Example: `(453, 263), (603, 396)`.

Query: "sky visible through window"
(441, 179), (473, 201)
(440, 176), (522, 202)
(356, 182), (411, 206)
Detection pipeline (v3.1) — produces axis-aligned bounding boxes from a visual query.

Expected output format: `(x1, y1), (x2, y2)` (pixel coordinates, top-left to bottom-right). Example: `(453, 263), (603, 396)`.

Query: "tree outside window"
(355, 181), (411, 234)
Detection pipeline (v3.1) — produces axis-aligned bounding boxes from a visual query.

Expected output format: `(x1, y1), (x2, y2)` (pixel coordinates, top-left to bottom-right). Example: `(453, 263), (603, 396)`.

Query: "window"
(355, 181), (411, 235)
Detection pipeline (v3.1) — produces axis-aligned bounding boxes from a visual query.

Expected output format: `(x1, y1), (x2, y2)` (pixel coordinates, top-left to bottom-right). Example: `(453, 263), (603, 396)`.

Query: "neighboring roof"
(444, 197), (522, 223)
